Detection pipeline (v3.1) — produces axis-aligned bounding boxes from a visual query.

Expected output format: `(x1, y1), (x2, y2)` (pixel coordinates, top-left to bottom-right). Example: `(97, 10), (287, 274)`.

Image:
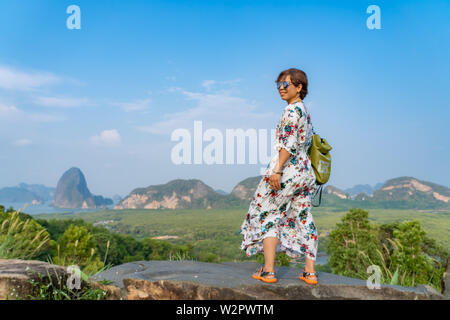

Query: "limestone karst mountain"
(323, 185), (350, 200)
(114, 179), (245, 210)
(320, 177), (450, 209)
(227, 176), (450, 209)
(53, 167), (113, 209)
(115, 176), (450, 210)
(372, 176), (450, 203)
(230, 176), (262, 201)
(354, 192), (370, 201)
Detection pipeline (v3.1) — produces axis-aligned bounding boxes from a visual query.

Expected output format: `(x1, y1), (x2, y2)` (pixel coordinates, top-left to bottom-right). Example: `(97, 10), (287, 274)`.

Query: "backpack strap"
(312, 185), (323, 207)
(310, 124), (323, 207)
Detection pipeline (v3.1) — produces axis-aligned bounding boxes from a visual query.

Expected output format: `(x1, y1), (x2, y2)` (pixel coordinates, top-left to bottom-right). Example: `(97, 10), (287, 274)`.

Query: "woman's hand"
(269, 173), (282, 190)
(270, 150), (289, 190)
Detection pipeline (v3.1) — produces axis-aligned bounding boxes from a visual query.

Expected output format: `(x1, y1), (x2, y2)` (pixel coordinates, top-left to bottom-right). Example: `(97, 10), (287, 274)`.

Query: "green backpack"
(308, 127), (332, 207)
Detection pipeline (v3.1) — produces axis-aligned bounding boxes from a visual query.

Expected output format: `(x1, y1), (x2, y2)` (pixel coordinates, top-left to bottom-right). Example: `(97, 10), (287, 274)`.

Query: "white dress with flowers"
(238, 100), (320, 261)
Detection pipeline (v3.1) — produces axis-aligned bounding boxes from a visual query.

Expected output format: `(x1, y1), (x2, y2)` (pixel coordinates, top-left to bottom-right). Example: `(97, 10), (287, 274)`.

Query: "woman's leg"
(304, 256), (315, 273)
(262, 236), (278, 271)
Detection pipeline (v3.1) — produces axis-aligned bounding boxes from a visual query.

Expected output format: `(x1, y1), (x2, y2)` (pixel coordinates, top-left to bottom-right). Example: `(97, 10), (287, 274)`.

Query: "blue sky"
(0, 0), (449, 198)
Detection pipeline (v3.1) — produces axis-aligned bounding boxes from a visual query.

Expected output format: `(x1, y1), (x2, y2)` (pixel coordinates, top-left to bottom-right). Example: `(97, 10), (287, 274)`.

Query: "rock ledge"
(1, 259), (446, 300)
(90, 260), (445, 300)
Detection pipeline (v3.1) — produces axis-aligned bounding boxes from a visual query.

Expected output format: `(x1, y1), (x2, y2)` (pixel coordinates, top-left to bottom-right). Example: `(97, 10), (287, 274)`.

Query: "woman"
(238, 68), (319, 285)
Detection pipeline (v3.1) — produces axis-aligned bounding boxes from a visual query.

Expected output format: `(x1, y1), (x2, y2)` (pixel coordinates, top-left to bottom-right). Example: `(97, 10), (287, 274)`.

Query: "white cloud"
(136, 89), (277, 135)
(201, 80), (216, 91)
(12, 139), (32, 146)
(34, 96), (92, 108)
(27, 113), (66, 122)
(0, 103), (65, 123)
(90, 129), (121, 146)
(0, 104), (21, 117)
(0, 65), (60, 91)
(0, 65), (83, 122)
(113, 98), (152, 112)
(201, 79), (242, 91)
(166, 86), (183, 93)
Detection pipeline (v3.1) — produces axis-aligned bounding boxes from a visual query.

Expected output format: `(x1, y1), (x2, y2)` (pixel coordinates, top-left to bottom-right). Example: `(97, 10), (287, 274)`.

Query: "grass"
(23, 266), (108, 300)
(0, 205), (50, 259)
(3, 262), (109, 300)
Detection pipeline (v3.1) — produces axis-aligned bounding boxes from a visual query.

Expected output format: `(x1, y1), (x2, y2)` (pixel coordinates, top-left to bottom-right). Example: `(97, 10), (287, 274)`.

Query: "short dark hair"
(275, 68), (308, 100)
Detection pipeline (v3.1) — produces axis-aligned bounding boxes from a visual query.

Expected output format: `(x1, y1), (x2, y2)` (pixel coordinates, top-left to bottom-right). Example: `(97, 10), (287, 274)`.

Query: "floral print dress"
(238, 100), (320, 261)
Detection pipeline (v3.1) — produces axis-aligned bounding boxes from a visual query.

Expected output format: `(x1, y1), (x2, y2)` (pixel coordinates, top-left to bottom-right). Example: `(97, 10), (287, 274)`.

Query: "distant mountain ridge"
(344, 183), (384, 198)
(17, 183), (55, 201)
(321, 176), (450, 209)
(2, 175), (448, 211)
(115, 176), (450, 210)
(0, 183), (55, 204)
(324, 185), (350, 199)
(372, 176), (450, 203)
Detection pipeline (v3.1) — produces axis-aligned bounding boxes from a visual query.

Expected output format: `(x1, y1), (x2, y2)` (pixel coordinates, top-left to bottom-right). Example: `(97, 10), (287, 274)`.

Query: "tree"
(327, 208), (384, 279)
(52, 224), (103, 275)
(327, 209), (448, 292)
(390, 220), (444, 288)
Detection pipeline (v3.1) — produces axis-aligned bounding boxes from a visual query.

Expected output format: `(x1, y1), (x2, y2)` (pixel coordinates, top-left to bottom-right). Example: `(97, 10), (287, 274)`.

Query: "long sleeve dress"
(238, 100), (320, 261)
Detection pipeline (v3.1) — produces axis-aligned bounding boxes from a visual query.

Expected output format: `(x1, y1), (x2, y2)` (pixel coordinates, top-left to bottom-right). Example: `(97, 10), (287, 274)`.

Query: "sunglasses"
(276, 81), (292, 90)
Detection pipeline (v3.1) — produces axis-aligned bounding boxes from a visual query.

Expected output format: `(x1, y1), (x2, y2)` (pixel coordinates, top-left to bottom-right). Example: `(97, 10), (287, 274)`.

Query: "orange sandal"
(251, 265), (277, 283)
(299, 268), (318, 285)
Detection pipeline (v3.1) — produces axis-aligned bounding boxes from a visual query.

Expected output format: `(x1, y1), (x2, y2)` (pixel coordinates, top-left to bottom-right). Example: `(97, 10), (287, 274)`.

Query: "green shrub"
(327, 208), (448, 292)
(0, 206), (51, 259)
(23, 266), (107, 300)
(327, 208), (384, 279)
(51, 224), (104, 275)
(389, 220), (445, 289)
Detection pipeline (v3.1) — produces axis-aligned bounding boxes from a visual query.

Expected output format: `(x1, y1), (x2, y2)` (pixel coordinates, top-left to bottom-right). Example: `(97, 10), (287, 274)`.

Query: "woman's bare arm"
(269, 148), (291, 190)
(276, 148), (291, 172)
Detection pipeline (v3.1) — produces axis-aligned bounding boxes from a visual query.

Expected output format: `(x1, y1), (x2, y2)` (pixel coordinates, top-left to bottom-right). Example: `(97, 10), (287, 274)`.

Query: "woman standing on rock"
(238, 68), (319, 285)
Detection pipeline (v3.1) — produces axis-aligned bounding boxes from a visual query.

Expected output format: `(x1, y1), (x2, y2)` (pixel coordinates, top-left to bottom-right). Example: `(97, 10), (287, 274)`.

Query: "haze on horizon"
(0, 0), (449, 197)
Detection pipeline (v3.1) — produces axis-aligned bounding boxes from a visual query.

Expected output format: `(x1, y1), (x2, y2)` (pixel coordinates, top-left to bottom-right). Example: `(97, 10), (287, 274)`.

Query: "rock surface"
(0, 259), (119, 300)
(443, 257), (450, 299)
(90, 260), (446, 300)
(1, 259), (446, 300)
(0, 259), (71, 299)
